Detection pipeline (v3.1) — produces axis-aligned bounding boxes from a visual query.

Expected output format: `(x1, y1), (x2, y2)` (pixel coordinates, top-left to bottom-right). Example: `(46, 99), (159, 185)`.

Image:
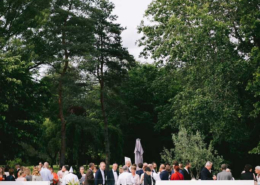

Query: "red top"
(52, 173), (59, 185)
(170, 172), (184, 180)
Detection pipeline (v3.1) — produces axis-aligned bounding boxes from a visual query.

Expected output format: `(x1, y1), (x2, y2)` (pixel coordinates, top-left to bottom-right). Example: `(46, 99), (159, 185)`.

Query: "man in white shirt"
(117, 166), (135, 185)
(40, 162), (53, 182)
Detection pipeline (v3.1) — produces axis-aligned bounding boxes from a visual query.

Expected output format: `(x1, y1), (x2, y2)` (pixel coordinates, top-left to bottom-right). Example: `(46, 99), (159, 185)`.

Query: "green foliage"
(249, 142), (260, 155)
(6, 158), (23, 168)
(161, 128), (223, 179)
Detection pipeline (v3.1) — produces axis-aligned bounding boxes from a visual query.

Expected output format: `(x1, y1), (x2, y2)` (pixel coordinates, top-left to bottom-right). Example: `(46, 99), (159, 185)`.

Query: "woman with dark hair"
(241, 164), (255, 180)
(170, 162), (184, 180)
(5, 169), (15, 181)
(144, 167), (154, 185)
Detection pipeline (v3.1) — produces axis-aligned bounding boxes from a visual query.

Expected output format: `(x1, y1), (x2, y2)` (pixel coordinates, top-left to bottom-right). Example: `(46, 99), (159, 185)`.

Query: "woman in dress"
(131, 166), (140, 185)
(170, 162), (184, 180)
(0, 167), (6, 181)
(32, 166), (42, 181)
(16, 171), (27, 181)
(25, 167), (32, 181)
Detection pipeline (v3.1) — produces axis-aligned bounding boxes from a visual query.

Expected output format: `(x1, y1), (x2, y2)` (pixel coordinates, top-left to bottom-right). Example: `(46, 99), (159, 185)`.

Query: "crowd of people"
(0, 160), (259, 185)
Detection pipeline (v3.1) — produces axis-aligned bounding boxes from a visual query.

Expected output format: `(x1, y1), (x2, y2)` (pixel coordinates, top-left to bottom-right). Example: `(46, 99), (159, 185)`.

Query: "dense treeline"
(0, 0), (259, 179)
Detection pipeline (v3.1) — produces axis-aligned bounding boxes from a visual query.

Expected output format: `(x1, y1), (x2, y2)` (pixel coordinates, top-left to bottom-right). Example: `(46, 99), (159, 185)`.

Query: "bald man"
(95, 162), (106, 185)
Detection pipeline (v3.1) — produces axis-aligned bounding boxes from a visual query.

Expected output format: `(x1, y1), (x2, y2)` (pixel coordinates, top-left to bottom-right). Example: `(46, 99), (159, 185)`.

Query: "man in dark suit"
(159, 164), (169, 180)
(95, 162), (106, 185)
(136, 163), (144, 177)
(107, 163), (119, 185)
(200, 161), (216, 180)
(85, 163), (95, 185)
(182, 162), (192, 180)
(14, 164), (20, 179)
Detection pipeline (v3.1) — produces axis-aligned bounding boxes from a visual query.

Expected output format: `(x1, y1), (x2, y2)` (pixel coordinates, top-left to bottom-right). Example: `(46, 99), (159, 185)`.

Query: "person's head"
(226, 168), (231, 172)
(165, 164), (171, 172)
(93, 166), (97, 173)
(100, 162), (106, 171)
(49, 167), (54, 173)
(62, 165), (69, 172)
(112, 163), (118, 171)
(255, 166), (260, 174)
(9, 169), (14, 176)
(132, 164), (137, 167)
(15, 164), (20, 170)
(123, 166), (129, 172)
(126, 161), (131, 167)
(185, 161), (191, 169)
(152, 162), (157, 169)
(80, 166), (85, 174)
(24, 168), (31, 176)
(221, 164), (227, 171)
(44, 162), (49, 168)
(0, 167), (3, 174)
(131, 166), (136, 174)
(205, 161), (213, 170)
(18, 171), (25, 177)
(32, 166), (40, 176)
(5, 165), (10, 172)
(244, 164), (253, 173)
(179, 163), (183, 170)
(89, 163), (95, 170)
(142, 164), (148, 171)
(159, 164), (165, 172)
(173, 161), (180, 172)
(138, 163), (143, 169)
(39, 162), (43, 167)
(119, 167), (123, 174)
(145, 167), (151, 175)
(148, 164), (153, 170)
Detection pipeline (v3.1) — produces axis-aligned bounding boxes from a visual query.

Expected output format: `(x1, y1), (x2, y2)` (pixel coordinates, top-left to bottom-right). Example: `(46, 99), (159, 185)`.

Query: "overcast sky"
(111, 0), (153, 63)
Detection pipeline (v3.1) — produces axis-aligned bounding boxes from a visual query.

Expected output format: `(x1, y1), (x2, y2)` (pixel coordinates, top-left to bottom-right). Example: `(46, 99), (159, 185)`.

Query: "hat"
(69, 166), (73, 173)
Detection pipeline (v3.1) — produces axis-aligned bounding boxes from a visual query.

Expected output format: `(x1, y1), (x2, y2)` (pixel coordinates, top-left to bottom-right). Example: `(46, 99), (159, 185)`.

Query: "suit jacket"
(5, 175), (15, 181)
(85, 169), (95, 185)
(182, 169), (191, 180)
(241, 172), (254, 180)
(160, 170), (169, 180)
(95, 169), (106, 185)
(15, 168), (20, 179)
(217, 171), (232, 180)
(136, 170), (143, 177)
(200, 167), (213, 180)
(107, 170), (119, 185)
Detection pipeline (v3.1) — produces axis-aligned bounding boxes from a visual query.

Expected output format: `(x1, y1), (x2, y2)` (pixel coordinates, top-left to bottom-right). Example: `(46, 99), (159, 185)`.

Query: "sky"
(111, 0), (153, 63)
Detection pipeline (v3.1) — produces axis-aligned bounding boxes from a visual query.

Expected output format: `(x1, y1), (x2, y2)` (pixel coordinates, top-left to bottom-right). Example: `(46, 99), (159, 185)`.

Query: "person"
(107, 163), (119, 185)
(62, 167), (79, 185)
(152, 163), (157, 173)
(179, 163), (184, 176)
(165, 164), (171, 179)
(16, 171), (27, 181)
(200, 161), (216, 180)
(15, 164), (21, 179)
(85, 163), (95, 185)
(78, 166), (86, 185)
(32, 166), (43, 181)
(159, 164), (168, 180)
(148, 164), (160, 181)
(241, 164), (255, 180)
(144, 167), (154, 185)
(182, 162), (191, 180)
(117, 166), (135, 185)
(126, 161), (131, 173)
(25, 167), (32, 181)
(255, 166), (260, 184)
(217, 164), (232, 180)
(93, 166), (97, 177)
(0, 167), (6, 181)
(57, 167), (63, 185)
(50, 167), (59, 185)
(119, 167), (123, 175)
(5, 169), (15, 181)
(40, 162), (53, 182)
(226, 168), (235, 180)
(131, 166), (140, 185)
(4, 165), (10, 176)
(140, 164), (148, 185)
(170, 162), (184, 180)
(59, 165), (69, 185)
(95, 162), (106, 185)
(136, 163), (144, 177)
(39, 162), (43, 168)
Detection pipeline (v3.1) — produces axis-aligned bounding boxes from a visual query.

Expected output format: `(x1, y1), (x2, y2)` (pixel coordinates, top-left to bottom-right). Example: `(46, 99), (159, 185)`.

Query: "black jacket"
(6, 175), (15, 181)
(200, 167), (213, 180)
(95, 169), (106, 185)
(160, 170), (169, 180)
(107, 170), (119, 185)
(182, 169), (191, 180)
(241, 172), (254, 180)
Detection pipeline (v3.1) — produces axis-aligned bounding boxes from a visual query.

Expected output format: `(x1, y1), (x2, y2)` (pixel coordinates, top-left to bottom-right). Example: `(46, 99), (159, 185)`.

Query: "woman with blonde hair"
(24, 167), (32, 181)
(32, 166), (43, 181)
(16, 171), (27, 181)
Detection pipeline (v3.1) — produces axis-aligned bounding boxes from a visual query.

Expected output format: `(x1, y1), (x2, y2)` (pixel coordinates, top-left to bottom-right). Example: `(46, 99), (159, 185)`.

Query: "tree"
(161, 128), (223, 179)
(31, 0), (95, 166)
(83, 0), (135, 168)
